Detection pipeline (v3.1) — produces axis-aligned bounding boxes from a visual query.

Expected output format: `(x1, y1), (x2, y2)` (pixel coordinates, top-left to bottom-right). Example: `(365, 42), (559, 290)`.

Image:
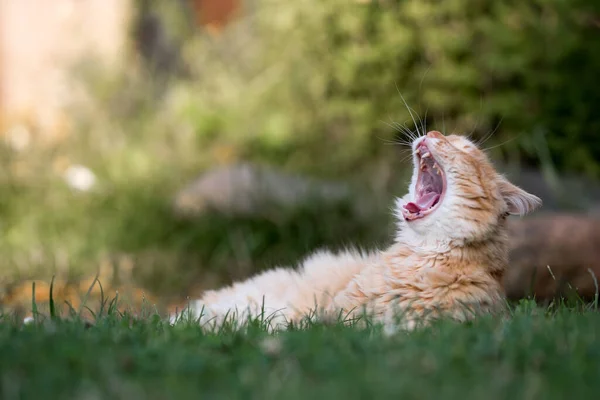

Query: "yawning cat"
(172, 131), (541, 330)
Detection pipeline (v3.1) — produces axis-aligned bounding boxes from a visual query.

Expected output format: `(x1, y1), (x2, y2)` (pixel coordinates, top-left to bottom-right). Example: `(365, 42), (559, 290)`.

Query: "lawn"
(1, 300), (598, 399)
(2, 0), (600, 398)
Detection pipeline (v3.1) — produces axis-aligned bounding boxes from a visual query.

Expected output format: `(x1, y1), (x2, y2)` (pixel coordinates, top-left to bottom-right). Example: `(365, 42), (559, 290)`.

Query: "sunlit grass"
(1, 288), (599, 399)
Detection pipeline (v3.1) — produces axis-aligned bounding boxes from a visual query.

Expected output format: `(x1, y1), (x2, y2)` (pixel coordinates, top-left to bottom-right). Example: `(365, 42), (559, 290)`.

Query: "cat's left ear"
(498, 177), (542, 216)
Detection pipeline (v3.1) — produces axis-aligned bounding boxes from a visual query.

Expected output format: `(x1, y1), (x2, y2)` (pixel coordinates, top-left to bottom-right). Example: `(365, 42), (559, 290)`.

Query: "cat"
(171, 131), (542, 331)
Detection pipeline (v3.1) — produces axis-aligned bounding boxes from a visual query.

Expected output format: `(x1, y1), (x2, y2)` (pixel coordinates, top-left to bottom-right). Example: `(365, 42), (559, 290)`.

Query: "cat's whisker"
(393, 121), (418, 142)
(442, 111), (446, 135)
(418, 64), (432, 98)
(382, 141), (412, 147)
(379, 120), (418, 147)
(422, 105), (430, 137)
(477, 117), (504, 146)
(386, 114), (411, 138)
(398, 151), (417, 164)
(378, 136), (414, 148)
(467, 97), (484, 140)
(385, 115), (412, 141)
(395, 83), (422, 138)
(413, 106), (426, 138)
(483, 135), (520, 152)
(391, 120), (409, 132)
(376, 132), (401, 145)
(411, 109), (422, 137)
(381, 119), (419, 145)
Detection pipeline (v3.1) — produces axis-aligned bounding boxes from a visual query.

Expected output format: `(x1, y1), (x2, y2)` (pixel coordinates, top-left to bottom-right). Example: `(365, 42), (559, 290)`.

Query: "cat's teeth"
(433, 164), (440, 174)
(422, 152), (431, 159)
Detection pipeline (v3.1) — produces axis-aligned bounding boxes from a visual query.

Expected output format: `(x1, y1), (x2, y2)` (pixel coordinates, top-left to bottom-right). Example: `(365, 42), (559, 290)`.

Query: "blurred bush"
(145, 0), (600, 177)
(2, 0), (600, 301)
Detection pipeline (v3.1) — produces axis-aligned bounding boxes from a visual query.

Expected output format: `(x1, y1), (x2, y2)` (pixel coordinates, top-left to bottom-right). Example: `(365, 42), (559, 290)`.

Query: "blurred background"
(1, 0), (600, 317)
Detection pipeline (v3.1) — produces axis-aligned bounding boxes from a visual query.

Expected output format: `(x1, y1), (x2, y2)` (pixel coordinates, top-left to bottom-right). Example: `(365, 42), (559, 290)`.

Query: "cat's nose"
(426, 131), (444, 139)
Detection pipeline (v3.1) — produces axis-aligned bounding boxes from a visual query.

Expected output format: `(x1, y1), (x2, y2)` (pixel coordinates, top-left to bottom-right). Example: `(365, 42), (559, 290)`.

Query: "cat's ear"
(498, 177), (542, 216)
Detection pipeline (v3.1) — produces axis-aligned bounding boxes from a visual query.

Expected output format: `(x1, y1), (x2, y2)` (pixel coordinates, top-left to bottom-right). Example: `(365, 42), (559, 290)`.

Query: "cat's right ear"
(498, 177), (542, 216)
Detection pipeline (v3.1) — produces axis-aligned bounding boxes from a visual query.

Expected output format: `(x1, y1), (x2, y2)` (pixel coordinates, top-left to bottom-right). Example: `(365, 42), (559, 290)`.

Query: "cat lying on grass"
(171, 131), (541, 331)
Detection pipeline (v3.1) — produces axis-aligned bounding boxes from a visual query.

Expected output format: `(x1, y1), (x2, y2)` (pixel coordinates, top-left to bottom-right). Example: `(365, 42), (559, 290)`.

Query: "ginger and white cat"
(172, 131), (541, 330)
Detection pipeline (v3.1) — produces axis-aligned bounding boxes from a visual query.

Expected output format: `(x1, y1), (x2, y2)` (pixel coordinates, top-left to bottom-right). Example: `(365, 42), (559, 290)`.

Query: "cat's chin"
(401, 139), (446, 222)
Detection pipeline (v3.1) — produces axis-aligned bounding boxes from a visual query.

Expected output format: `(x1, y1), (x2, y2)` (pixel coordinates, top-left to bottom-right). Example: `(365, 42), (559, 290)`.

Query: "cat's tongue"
(404, 192), (439, 213)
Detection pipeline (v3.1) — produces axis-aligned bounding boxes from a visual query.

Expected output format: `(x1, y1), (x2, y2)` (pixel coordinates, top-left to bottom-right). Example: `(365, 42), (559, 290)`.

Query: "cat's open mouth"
(402, 140), (446, 221)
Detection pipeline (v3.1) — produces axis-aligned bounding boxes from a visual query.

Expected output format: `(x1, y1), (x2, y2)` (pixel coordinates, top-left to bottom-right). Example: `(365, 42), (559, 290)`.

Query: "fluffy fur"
(173, 131), (541, 330)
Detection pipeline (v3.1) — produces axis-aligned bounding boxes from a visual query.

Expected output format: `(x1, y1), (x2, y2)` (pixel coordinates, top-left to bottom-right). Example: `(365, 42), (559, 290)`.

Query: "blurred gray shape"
(173, 163), (359, 218)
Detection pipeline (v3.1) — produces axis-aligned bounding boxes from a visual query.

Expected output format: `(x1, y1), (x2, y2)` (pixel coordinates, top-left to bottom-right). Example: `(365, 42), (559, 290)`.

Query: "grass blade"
(78, 271), (100, 317)
(49, 275), (57, 320)
(31, 281), (38, 323)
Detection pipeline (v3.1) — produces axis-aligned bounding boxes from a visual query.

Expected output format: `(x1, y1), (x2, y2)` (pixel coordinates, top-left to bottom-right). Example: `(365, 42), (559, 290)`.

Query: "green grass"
(1, 300), (599, 399)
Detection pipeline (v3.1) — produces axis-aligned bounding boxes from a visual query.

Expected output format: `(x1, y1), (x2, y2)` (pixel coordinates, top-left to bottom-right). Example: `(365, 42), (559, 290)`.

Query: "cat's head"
(398, 131), (541, 242)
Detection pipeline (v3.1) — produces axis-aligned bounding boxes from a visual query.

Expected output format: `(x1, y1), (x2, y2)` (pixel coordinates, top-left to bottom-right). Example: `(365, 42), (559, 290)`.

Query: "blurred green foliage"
(2, 0), (600, 299)
(161, 0), (600, 176)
